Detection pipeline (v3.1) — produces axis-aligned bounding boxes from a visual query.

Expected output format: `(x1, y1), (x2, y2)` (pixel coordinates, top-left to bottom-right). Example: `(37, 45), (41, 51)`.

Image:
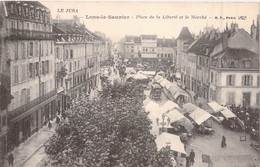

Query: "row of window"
(8, 3), (50, 23)
(73, 74), (86, 88)
(157, 53), (173, 58)
(9, 19), (51, 32)
(11, 80), (53, 110)
(56, 47), (87, 60)
(226, 92), (260, 106)
(226, 75), (259, 86)
(198, 56), (209, 67)
(12, 41), (53, 60)
(12, 61), (53, 84)
(143, 48), (155, 52)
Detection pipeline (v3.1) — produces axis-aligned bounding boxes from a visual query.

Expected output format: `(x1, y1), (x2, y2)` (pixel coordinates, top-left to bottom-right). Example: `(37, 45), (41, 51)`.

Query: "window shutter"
(250, 76), (253, 86)
(50, 60), (53, 73)
(26, 88), (30, 103)
(27, 42), (30, 58)
(11, 65), (15, 84)
(242, 75), (244, 86)
(25, 64), (30, 79)
(226, 75), (229, 86)
(232, 75), (235, 86)
(32, 63), (35, 77)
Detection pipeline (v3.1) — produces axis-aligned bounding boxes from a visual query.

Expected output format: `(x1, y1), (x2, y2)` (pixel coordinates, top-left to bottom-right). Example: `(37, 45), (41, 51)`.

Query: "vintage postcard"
(0, 1), (259, 167)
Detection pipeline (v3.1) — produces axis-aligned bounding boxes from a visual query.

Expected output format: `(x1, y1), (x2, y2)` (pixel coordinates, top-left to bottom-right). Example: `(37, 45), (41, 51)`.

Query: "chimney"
(222, 33), (228, 50)
(251, 20), (257, 40)
(210, 29), (216, 40)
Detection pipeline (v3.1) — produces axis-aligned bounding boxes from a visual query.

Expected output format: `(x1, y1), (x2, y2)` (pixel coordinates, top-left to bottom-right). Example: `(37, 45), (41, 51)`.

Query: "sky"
(41, 1), (259, 43)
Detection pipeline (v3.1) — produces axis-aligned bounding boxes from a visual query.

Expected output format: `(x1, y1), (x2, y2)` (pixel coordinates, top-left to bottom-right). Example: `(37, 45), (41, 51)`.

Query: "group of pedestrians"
(186, 149), (195, 167)
(227, 105), (259, 140)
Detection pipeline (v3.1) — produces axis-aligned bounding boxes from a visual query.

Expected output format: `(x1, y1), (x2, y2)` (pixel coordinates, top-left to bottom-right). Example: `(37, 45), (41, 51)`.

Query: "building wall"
(141, 40), (157, 58)
(209, 69), (260, 107)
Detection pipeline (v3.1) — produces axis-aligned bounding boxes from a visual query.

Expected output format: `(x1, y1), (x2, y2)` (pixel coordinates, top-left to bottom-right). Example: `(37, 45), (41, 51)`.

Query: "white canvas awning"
(176, 72), (181, 79)
(220, 108), (237, 118)
(139, 71), (156, 76)
(160, 100), (180, 111)
(155, 132), (187, 155)
(207, 101), (224, 113)
(189, 108), (212, 125)
(134, 72), (148, 80)
(159, 79), (169, 87)
(164, 108), (185, 123)
(154, 75), (164, 83)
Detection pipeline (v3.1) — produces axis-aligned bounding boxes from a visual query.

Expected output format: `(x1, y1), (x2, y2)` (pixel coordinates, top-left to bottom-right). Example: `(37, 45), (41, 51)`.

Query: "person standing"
(221, 136), (227, 148)
(8, 153), (14, 167)
(186, 155), (190, 167)
(48, 121), (52, 130)
(189, 149), (195, 166)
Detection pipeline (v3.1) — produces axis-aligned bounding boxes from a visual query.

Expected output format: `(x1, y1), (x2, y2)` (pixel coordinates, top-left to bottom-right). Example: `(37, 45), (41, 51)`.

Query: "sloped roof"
(187, 33), (220, 56)
(157, 38), (176, 47)
(212, 48), (259, 60)
(141, 35), (157, 40)
(134, 36), (141, 43)
(52, 19), (73, 25)
(177, 27), (194, 40)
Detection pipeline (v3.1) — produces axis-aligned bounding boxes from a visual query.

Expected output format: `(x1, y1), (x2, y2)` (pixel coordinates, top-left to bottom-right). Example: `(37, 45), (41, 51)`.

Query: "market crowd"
(227, 105), (259, 141)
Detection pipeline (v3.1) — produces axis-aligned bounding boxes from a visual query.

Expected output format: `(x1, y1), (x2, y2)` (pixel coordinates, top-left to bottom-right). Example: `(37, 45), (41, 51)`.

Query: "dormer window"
(206, 48), (209, 55)
(244, 60), (252, 68)
(230, 61), (235, 67)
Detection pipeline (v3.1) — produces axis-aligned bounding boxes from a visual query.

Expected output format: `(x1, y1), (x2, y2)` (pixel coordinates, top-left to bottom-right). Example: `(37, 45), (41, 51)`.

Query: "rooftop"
(177, 27), (194, 41)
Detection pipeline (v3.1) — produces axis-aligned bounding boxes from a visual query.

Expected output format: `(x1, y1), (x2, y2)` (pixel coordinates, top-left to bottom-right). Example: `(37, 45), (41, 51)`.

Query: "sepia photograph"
(0, 1), (259, 167)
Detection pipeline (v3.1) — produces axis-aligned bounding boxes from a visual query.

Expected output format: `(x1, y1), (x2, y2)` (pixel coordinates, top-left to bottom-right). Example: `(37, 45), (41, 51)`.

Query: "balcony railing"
(7, 29), (54, 40)
(9, 90), (57, 121)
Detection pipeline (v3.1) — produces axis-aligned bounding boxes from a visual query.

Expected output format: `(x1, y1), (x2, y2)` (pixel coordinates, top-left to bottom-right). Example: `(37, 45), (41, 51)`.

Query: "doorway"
(243, 92), (251, 108)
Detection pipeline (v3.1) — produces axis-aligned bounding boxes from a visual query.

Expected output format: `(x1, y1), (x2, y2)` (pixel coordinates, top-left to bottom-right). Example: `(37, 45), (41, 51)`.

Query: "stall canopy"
(156, 133), (187, 155)
(183, 103), (198, 114)
(189, 108), (212, 125)
(139, 71), (156, 77)
(220, 108), (236, 119)
(134, 72), (148, 80)
(208, 101), (225, 113)
(164, 108), (194, 132)
(164, 108), (185, 122)
(154, 75), (164, 83)
(160, 100), (180, 111)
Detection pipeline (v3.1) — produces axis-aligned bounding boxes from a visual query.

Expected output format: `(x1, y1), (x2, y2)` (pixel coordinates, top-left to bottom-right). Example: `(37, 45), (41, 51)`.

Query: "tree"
(45, 82), (171, 167)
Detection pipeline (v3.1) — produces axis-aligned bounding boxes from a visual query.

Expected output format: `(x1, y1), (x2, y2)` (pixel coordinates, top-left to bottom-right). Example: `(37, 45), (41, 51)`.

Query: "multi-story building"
(94, 31), (112, 67)
(186, 29), (220, 100)
(210, 48), (259, 107)
(53, 17), (102, 110)
(156, 37), (176, 63)
(176, 27), (194, 71)
(140, 35), (157, 64)
(122, 36), (141, 60)
(0, 1), (56, 153)
(209, 22), (259, 107)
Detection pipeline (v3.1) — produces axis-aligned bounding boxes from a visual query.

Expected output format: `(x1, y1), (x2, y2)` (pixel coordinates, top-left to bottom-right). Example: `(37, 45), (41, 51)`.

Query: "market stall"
(155, 132), (187, 155)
